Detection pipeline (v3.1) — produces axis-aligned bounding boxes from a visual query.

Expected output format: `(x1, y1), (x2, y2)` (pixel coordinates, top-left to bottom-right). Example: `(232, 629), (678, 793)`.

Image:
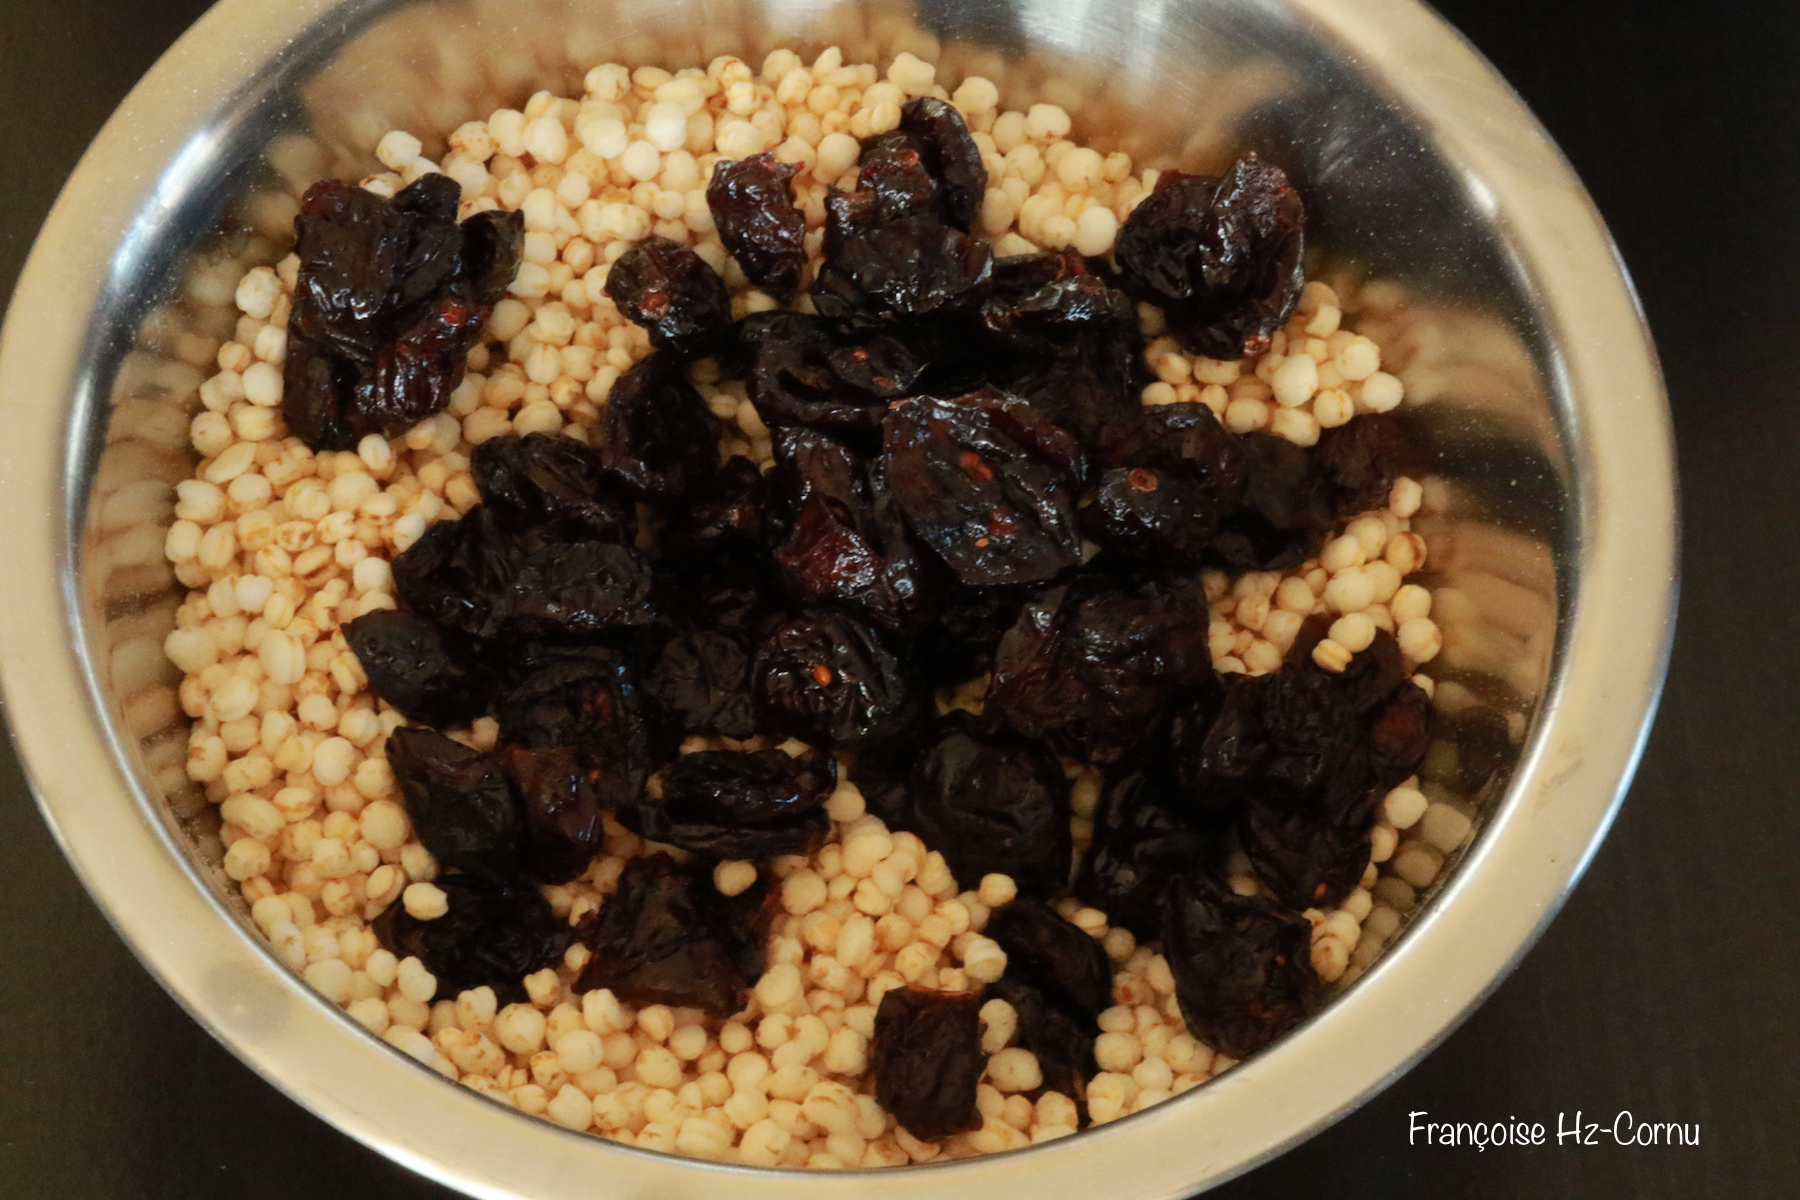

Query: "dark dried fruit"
(898, 97), (987, 231)
(461, 208), (529, 305)
(768, 429), (937, 630)
(283, 177), (519, 450)
(494, 641), (657, 882)
(986, 581), (1215, 764)
(472, 432), (635, 544)
(503, 538), (658, 637)
(1313, 412), (1406, 521)
(811, 211), (994, 332)
(753, 610), (918, 748)
(603, 236), (733, 360)
(385, 727), (521, 879)
(982, 899), (1112, 1020)
(1158, 873), (1318, 1059)
(375, 873), (565, 1006)
(862, 712), (1072, 896)
(622, 748), (834, 858)
(707, 153), (807, 303)
(1211, 432), (1335, 571)
(871, 987), (985, 1141)
(906, 584), (1026, 687)
(881, 390), (1087, 587)
(986, 975), (1099, 1105)
(344, 609), (489, 728)
(748, 315), (927, 444)
(390, 508), (519, 640)
(643, 629), (756, 740)
(1076, 766), (1223, 938)
(652, 551), (776, 634)
(658, 456), (767, 561)
(576, 854), (773, 1016)
(598, 352), (726, 500)
(855, 131), (942, 223)
(1115, 155), (1305, 360)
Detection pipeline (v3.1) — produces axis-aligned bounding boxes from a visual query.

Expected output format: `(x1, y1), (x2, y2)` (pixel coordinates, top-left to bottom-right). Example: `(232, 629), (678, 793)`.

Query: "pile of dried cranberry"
(290, 96), (1431, 1141)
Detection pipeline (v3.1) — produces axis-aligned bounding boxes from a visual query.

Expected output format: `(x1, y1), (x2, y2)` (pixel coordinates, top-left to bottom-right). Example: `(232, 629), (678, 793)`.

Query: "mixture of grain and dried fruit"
(163, 46), (1448, 1167)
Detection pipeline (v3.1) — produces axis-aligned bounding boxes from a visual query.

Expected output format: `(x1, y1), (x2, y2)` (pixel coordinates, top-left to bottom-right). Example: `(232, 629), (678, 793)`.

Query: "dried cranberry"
(603, 236), (732, 360)
(1313, 412), (1407, 520)
(621, 748), (834, 858)
(658, 456), (767, 561)
(982, 899), (1113, 1020)
(863, 712), (1072, 897)
(985, 580), (1216, 764)
(575, 854), (772, 1016)
(460, 208), (528, 304)
(752, 610), (918, 748)
(597, 352), (726, 500)
(897, 97), (987, 231)
(1158, 873), (1318, 1059)
(472, 433), (635, 544)
(1076, 766), (1224, 938)
(282, 177), (518, 450)
(767, 429), (938, 630)
(390, 508), (519, 640)
(1115, 155), (1305, 360)
(871, 987), (985, 1141)
(855, 130), (942, 223)
(503, 538), (658, 637)
(880, 390), (1087, 587)
(385, 727), (521, 879)
(344, 609), (489, 728)
(493, 641), (657, 883)
(1211, 431), (1335, 571)
(810, 212), (994, 332)
(643, 629), (757, 741)
(748, 315), (927, 444)
(375, 874), (566, 1006)
(986, 975), (1099, 1107)
(706, 152), (807, 303)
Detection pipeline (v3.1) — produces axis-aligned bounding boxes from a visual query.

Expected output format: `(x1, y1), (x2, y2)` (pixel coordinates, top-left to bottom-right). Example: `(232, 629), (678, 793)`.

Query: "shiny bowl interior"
(0, 0), (1675, 1196)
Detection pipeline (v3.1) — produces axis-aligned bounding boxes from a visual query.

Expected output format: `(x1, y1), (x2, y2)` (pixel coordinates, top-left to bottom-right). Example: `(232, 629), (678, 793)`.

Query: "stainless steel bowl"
(0, 0), (1675, 1195)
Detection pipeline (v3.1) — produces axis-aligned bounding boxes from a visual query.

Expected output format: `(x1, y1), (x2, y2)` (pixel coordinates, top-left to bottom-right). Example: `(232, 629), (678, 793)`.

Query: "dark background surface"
(2, 2), (1794, 1197)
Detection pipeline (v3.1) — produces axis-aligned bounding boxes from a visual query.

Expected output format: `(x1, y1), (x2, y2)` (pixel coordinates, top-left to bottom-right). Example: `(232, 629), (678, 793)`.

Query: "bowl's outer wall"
(0, 0), (1674, 1197)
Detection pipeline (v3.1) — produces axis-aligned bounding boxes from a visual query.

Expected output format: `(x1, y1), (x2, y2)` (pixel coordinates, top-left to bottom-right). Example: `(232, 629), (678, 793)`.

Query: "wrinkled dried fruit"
(905, 583), (1026, 687)
(748, 315), (927, 444)
(1076, 766), (1222, 938)
(1159, 873), (1318, 1059)
(603, 236), (733, 359)
(753, 610), (918, 748)
(644, 629), (756, 741)
(1115, 155), (1305, 360)
(344, 608), (489, 728)
(283, 176), (519, 450)
(652, 551), (776, 634)
(898, 97), (987, 231)
(986, 975), (1098, 1107)
(503, 538), (658, 637)
(1313, 412), (1407, 521)
(986, 580), (1215, 764)
(768, 429), (938, 630)
(375, 874), (565, 1006)
(871, 986), (985, 1141)
(472, 433), (635, 544)
(855, 131), (942, 223)
(575, 854), (772, 1016)
(494, 641), (657, 883)
(658, 456), (767, 561)
(622, 748), (834, 858)
(707, 152), (807, 303)
(1210, 432), (1335, 571)
(881, 390), (1087, 587)
(598, 352), (726, 500)
(982, 899), (1113, 1019)
(811, 211), (994, 332)
(385, 727), (521, 879)
(861, 712), (1071, 897)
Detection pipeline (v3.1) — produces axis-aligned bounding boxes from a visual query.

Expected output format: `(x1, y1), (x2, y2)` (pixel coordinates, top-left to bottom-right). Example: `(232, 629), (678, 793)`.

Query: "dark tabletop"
(2, 2), (1794, 1197)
